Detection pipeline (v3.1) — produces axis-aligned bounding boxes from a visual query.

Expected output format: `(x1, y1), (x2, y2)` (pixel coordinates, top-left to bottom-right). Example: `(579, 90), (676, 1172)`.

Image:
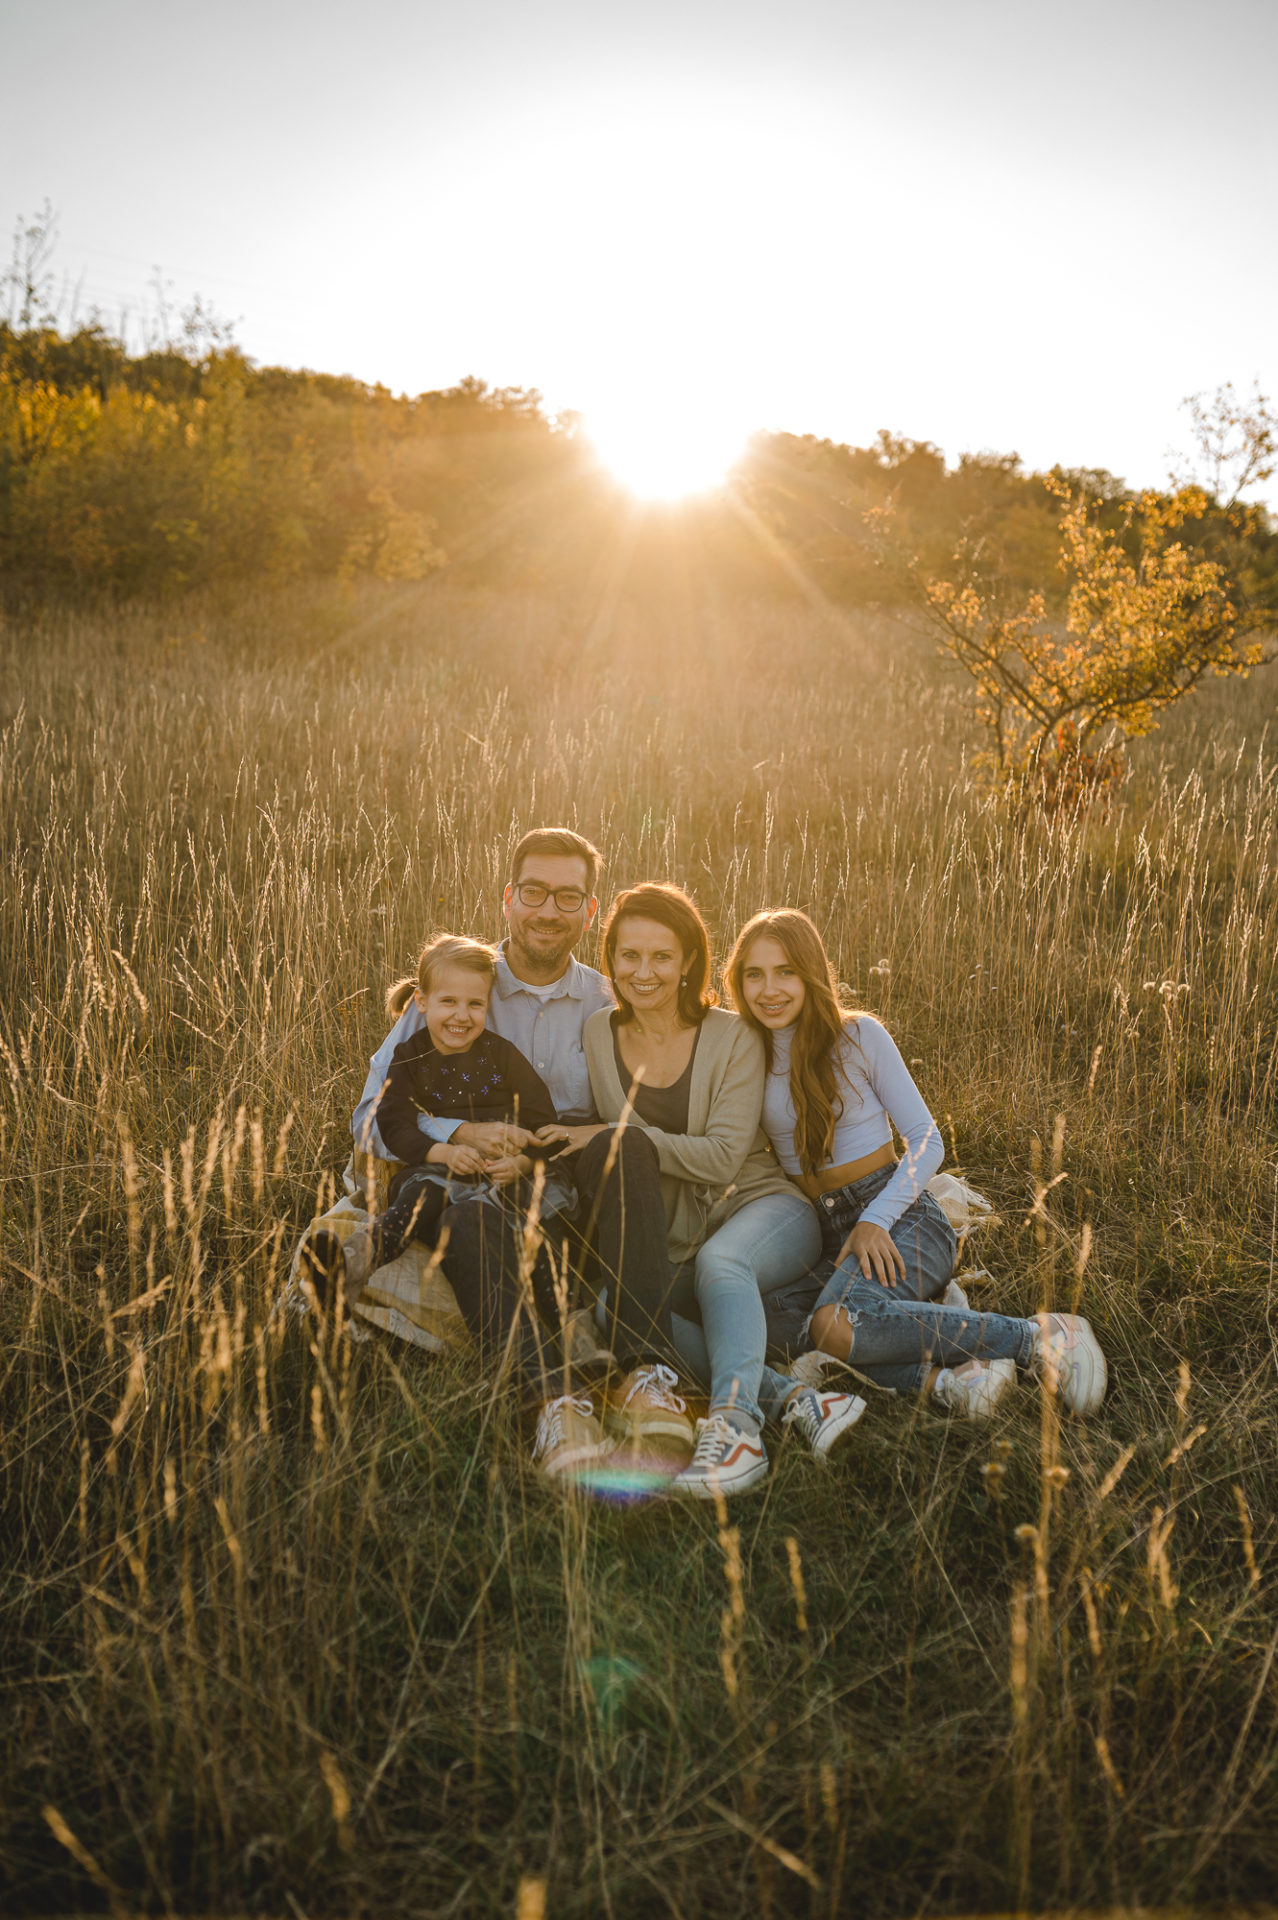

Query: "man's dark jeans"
(439, 1127), (681, 1404)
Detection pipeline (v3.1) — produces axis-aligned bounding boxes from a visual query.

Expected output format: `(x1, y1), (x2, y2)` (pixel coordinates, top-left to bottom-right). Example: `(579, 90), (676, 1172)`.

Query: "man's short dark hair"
(510, 827), (602, 893)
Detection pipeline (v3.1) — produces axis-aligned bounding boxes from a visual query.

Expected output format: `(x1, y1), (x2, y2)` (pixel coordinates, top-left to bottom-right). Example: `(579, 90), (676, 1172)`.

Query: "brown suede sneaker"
(602, 1364), (695, 1467)
(531, 1395), (613, 1482)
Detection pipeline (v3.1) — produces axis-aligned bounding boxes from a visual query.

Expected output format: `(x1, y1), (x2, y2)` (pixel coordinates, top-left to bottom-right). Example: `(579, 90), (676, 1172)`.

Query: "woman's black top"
(376, 1029), (559, 1166)
(612, 1020), (700, 1135)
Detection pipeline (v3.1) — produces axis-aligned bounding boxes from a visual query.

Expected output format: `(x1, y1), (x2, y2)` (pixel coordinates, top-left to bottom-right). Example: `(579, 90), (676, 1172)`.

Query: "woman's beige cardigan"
(583, 1004), (797, 1266)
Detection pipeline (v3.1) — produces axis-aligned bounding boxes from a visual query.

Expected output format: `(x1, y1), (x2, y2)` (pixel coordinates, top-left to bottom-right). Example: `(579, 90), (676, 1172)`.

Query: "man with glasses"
(353, 826), (695, 1479)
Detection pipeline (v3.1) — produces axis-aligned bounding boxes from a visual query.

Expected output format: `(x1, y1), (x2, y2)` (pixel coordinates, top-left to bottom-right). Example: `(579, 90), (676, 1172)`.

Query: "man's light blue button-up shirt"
(352, 946), (613, 1159)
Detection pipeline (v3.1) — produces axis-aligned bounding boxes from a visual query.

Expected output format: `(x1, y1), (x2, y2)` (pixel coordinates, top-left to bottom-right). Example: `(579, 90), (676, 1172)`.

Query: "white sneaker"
(1034, 1313), (1108, 1413)
(942, 1278), (970, 1310)
(674, 1415), (768, 1499)
(781, 1387), (867, 1458)
(933, 1357), (1017, 1419)
(532, 1395), (612, 1481)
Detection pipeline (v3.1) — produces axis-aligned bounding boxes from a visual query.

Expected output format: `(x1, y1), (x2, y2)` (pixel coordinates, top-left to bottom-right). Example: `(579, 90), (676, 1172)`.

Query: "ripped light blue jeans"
(670, 1188), (821, 1430)
(807, 1165), (1035, 1394)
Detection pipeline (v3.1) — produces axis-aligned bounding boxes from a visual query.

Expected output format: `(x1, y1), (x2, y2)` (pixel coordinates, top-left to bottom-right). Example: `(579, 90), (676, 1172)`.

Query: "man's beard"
(508, 921), (573, 977)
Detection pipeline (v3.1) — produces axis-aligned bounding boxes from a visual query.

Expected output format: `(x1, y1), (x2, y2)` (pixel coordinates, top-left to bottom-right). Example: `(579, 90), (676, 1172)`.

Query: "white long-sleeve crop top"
(762, 1018), (944, 1231)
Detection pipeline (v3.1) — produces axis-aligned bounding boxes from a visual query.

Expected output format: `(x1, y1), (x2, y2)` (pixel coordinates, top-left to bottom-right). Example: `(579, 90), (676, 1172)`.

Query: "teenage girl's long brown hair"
(724, 909), (865, 1175)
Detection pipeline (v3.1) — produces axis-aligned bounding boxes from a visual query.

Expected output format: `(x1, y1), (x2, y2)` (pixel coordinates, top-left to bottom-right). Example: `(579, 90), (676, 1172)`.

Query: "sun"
(584, 399), (746, 502)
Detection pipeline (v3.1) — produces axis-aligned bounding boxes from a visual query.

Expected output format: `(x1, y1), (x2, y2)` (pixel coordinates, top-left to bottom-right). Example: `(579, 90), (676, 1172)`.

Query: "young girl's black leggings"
(375, 1167), (455, 1264)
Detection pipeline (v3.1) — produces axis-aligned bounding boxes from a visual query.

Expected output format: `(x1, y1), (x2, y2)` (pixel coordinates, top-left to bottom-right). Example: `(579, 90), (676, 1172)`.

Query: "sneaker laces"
(781, 1389), (819, 1437)
(622, 1363), (686, 1414)
(688, 1412), (737, 1466)
(535, 1394), (595, 1453)
(937, 1360), (978, 1401)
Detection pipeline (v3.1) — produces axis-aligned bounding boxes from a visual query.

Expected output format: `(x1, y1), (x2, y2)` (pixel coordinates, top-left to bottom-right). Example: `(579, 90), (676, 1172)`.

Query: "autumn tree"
(921, 475), (1273, 805)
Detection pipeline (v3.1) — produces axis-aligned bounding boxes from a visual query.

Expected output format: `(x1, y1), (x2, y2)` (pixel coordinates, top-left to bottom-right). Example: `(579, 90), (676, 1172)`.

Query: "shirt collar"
(494, 942), (582, 1001)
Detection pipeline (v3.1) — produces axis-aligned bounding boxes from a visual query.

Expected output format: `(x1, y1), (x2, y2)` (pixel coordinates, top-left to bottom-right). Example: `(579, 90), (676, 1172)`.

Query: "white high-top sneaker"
(933, 1357), (1017, 1419)
(1033, 1314), (1108, 1413)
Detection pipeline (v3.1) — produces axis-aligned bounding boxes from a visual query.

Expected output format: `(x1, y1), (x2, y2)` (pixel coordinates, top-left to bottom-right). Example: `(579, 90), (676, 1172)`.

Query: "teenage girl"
(725, 910), (1107, 1416)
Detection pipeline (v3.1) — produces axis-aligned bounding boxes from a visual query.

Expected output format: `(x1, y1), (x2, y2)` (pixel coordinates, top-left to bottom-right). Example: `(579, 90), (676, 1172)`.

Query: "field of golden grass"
(2, 582), (1276, 1915)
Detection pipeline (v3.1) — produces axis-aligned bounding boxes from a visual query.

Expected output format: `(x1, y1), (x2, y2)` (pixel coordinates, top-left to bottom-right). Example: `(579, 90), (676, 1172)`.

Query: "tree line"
(5, 309), (1276, 616)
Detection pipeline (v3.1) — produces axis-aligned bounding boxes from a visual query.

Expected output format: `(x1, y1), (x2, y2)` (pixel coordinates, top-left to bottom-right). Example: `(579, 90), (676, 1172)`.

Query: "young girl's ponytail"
(385, 976), (418, 1019)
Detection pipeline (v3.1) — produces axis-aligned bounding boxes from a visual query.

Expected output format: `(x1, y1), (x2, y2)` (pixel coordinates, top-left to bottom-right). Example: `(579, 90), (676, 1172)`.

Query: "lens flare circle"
(571, 1457), (678, 1507)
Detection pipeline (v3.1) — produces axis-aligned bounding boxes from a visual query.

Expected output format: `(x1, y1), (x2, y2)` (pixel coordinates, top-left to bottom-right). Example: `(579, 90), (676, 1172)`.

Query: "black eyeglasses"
(512, 881), (589, 912)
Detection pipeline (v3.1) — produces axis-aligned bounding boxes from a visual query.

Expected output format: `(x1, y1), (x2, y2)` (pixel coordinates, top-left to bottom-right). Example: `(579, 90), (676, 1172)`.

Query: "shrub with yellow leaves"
(922, 478), (1272, 808)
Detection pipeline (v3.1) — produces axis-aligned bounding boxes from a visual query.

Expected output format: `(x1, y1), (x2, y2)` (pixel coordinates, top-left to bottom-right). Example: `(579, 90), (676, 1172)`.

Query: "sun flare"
(584, 401), (746, 502)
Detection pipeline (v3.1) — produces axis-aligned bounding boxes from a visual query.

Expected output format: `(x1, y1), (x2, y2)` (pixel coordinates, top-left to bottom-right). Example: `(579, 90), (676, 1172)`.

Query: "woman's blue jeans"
(669, 1188), (820, 1429)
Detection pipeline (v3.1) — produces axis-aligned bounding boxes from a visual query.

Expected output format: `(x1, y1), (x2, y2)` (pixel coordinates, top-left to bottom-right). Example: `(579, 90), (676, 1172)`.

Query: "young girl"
(303, 935), (561, 1310)
(725, 910), (1107, 1417)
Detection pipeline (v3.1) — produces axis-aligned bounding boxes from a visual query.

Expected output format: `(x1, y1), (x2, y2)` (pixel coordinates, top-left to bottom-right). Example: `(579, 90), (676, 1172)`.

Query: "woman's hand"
(429, 1141), (489, 1176)
(485, 1152), (531, 1187)
(454, 1121), (530, 1155)
(535, 1123), (610, 1156)
(836, 1221), (907, 1289)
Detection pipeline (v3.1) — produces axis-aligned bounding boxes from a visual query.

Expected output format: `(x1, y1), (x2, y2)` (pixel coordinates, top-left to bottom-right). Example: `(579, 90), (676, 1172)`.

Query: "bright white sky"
(3, 0), (1276, 499)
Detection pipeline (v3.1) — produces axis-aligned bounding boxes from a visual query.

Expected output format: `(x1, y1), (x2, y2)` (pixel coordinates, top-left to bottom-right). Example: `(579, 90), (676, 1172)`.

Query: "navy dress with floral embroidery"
(374, 1030), (559, 1168)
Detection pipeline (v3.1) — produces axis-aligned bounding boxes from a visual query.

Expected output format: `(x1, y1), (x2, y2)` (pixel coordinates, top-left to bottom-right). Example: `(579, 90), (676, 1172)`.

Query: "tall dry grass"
(1, 581), (1276, 1915)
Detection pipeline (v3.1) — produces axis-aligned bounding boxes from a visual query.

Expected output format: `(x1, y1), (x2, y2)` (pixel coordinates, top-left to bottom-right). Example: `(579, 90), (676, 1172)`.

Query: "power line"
(59, 236), (301, 306)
